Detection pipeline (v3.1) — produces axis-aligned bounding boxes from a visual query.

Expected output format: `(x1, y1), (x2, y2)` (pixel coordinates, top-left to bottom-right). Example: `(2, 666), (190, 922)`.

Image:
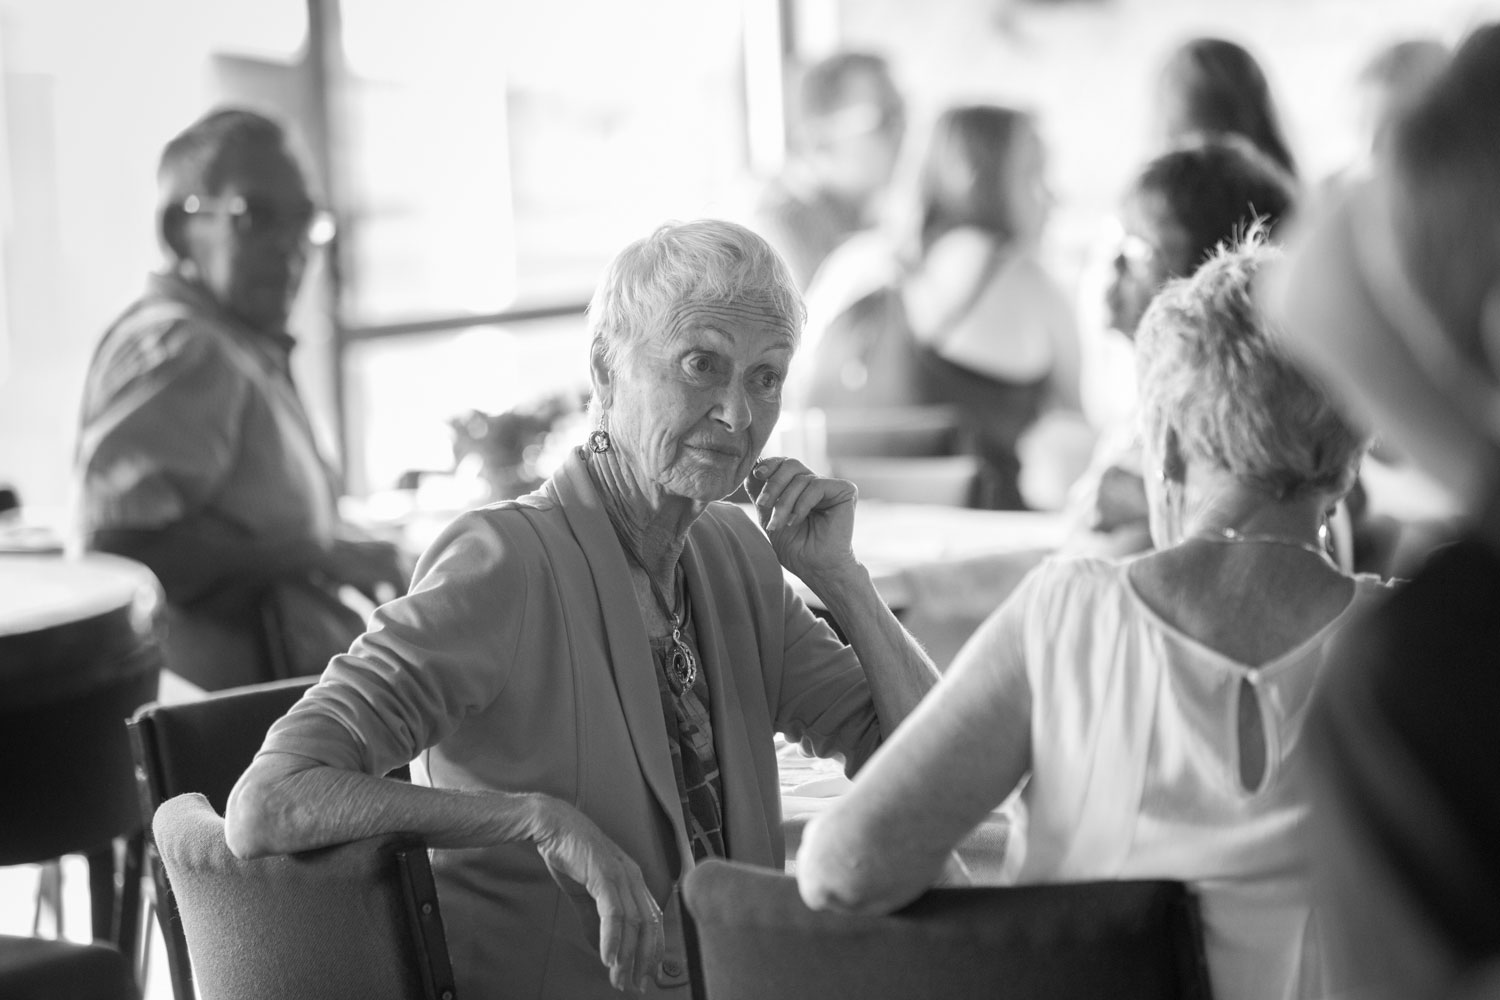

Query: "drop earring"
(587, 415), (612, 454)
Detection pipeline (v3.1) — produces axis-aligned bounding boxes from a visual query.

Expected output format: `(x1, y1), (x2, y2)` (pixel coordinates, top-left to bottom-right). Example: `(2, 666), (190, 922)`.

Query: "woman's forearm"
(225, 752), (549, 858)
(802, 561), (940, 734)
(797, 604), (1032, 913)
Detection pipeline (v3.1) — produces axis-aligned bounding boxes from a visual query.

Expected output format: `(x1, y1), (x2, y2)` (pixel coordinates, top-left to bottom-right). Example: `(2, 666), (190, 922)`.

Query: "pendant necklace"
(623, 547), (698, 690)
(1192, 525), (1336, 567)
(589, 452), (699, 689)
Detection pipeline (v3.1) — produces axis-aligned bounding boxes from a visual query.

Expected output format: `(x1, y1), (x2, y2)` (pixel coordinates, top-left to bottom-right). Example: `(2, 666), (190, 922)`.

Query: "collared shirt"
(75, 271), (338, 547)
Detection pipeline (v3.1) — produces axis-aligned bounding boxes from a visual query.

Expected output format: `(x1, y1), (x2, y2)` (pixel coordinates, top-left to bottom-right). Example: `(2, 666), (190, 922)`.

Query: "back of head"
(1158, 36), (1298, 178)
(1130, 134), (1298, 278)
(1387, 23), (1500, 376)
(1136, 237), (1365, 502)
(587, 219), (805, 382)
(918, 104), (1033, 249)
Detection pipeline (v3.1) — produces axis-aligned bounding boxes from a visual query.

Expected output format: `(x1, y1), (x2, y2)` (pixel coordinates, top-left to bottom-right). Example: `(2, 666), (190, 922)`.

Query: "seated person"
(1067, 134), (1297, 553)
(225, 220), (940, 999)
(1154, 36), (1299, 179)
(73, 107), (405, 690)
(752, 51), (906, 291)
(795, 104), (1079, 509)
(1267, 23), (1500, 999)
(796, 238), (1385, 1000)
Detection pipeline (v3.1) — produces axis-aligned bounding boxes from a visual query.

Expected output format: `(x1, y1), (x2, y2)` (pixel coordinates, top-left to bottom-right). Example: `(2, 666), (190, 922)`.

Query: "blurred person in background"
(73, 107), (406, 691)
(1067, 135), (1298, 554)
(1068, 36), (1298, 507)
(794, 104), (1079, 509)
(1267, 22), (1500, 999)
(227, 220), (940, 999)
(1309, 37), (1457, 576)
(1352, 37), (1450, 169)
(752, 51), (907, 291)
(1156, 36), (1300, 181)
(799, 238), (1382, 1000)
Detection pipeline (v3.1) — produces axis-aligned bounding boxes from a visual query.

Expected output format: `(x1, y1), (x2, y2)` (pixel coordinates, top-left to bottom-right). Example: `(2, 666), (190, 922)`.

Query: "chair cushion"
(0, 935), (138, 1000)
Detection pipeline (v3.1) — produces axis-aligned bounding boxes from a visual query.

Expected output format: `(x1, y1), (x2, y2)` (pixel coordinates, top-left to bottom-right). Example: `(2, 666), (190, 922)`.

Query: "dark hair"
(1158, 37), (1298, 179)
(157, 107), (293, 207)
(1128, 133), (1298, 278)
(798, 52), (897, 121)
(1388, 23), (1500, 370)
(917, 105), (1033, 251)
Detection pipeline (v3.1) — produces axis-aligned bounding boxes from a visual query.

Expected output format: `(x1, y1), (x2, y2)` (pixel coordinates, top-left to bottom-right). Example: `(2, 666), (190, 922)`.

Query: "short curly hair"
(1136, 236), (1366, 501)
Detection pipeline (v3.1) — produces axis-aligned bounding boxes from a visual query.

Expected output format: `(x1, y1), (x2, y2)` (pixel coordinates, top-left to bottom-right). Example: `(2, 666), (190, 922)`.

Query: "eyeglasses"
(1117, 232), (1164, 274)
(180, 194), (336, 246)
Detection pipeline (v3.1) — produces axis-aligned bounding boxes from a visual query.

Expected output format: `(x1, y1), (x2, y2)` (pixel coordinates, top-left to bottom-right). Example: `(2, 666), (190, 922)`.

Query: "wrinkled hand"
(745, 456), (858, 584)
(318, 538), (409, 604)
(533, 799), (664, 993)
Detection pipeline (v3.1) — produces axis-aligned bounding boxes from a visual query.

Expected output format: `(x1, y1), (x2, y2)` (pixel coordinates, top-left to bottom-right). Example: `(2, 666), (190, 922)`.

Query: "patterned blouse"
(648, 594), (726, 861)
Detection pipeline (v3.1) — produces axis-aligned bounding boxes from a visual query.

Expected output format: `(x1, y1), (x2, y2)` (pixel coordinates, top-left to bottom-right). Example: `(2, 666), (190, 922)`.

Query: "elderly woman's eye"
(684, 353), (717, 376)
(755, 369), (785, 392)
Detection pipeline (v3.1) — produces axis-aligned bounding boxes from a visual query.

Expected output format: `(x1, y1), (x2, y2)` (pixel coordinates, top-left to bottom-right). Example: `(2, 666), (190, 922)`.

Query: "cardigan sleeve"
(261, 507), (533, 776)
(704, 505), (883, 773)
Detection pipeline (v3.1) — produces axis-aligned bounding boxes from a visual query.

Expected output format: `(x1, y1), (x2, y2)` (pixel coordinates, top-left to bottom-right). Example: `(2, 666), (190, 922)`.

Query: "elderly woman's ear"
(587, 339), (615, 410)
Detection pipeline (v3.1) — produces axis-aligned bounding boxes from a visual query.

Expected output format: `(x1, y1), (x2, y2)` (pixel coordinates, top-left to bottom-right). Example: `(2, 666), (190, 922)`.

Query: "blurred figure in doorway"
(752, 51), (907, 291)
(74, 107), (406, 691)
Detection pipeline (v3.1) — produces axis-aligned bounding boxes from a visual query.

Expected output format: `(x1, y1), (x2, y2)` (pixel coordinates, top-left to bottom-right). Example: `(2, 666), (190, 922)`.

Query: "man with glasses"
(752, 51), (907, 290)
(74, 107), (405, 691)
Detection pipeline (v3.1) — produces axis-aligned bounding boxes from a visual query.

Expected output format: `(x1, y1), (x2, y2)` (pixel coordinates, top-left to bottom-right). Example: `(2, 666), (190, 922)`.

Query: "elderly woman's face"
(178, 141), (315, 333)
(606, 299), (796, 502)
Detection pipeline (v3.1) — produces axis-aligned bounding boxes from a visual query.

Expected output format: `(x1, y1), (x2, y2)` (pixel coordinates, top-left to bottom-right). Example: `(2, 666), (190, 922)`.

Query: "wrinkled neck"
(583, 448), (699, 587)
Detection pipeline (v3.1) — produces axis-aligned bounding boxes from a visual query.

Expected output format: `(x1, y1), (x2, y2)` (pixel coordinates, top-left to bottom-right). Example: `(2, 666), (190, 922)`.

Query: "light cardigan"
(261, 450), (879, 998)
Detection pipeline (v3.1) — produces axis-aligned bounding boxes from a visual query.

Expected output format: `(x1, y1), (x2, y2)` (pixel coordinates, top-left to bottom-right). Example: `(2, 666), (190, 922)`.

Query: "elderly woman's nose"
(711, 381), (754, 430)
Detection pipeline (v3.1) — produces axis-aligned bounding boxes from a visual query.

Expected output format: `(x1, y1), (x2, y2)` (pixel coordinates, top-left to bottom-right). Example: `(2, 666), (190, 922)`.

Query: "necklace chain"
(621, 546), (699, 690)
(1193, 525), (1336, 566)
(587, 452), (699, 689)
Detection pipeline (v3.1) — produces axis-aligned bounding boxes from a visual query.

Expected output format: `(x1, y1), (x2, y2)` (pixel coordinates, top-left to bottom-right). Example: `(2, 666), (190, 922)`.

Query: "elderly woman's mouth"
(685, 441), (743, 461)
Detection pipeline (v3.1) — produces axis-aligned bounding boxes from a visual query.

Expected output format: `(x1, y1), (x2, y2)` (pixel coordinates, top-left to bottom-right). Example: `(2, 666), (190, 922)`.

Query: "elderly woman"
(226, 219), (939, 998)
(797, 239), (1386, 1000)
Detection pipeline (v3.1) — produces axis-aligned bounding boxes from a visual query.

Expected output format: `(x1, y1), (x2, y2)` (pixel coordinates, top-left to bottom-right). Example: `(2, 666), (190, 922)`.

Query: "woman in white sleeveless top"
(797, 238), (1388, 1000)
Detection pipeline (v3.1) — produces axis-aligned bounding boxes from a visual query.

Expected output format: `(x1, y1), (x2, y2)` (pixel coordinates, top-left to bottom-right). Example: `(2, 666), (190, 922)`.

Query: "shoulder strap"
(923, 243), (1009, 351)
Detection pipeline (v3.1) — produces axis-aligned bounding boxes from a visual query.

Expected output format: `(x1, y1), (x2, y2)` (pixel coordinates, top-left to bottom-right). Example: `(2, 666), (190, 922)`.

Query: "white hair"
(1136, 237), (1367, 501)
(586, 220), (805, 409)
